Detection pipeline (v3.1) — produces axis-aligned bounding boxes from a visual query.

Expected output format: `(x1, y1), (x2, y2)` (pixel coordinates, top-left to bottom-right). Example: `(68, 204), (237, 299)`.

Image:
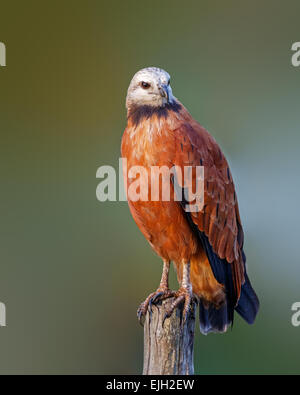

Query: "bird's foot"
(163, 287), (195, 327)
(137, 288), (176, 325)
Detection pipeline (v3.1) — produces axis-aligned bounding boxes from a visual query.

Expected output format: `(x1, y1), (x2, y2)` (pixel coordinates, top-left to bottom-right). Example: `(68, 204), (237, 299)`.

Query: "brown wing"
(172, 118), (245, 301)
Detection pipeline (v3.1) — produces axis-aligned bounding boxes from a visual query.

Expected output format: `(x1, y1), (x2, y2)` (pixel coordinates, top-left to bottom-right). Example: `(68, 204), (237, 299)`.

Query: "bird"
(121, 67), (259, 334)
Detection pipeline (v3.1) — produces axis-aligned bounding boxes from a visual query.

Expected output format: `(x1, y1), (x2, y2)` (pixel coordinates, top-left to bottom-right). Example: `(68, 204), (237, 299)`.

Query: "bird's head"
(126, 67), (175, 111)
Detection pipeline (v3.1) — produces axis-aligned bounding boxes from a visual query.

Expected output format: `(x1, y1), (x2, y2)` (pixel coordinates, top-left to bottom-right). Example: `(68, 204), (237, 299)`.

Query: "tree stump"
(142, 297), (196, 375)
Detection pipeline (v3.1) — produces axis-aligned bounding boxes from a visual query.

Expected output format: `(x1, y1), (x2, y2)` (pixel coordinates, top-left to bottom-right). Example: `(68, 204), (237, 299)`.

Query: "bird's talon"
(137, 288), (174, 325)
(151, 291), (163, 304)
(137, 308), (146, 326)
(161, 288), (194, 327)
(148, 299), (153, 314)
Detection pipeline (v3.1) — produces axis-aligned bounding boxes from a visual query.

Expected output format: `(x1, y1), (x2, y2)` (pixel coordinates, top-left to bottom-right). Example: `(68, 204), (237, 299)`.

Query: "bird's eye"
(168, 79), (170, 85)
(141, 81), (151, 89)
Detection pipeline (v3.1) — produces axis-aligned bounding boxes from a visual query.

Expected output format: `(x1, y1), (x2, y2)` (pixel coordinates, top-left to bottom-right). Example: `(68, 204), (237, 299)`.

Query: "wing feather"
(172, 118), (245, 302)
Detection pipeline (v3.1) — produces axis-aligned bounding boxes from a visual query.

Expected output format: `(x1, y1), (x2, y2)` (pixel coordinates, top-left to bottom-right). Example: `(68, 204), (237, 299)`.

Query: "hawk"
(121, 67), (259, 333)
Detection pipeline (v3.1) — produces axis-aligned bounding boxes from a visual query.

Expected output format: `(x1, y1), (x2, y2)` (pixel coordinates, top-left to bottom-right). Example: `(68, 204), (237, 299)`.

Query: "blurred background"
(0, 0), (299, 374)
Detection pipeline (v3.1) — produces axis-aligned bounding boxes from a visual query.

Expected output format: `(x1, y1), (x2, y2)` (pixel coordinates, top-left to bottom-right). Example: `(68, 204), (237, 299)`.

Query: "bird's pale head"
(126, 67), (175, 110)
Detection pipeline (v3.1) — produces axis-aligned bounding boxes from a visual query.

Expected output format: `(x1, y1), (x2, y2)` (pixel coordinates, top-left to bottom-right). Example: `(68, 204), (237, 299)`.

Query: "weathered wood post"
(142, 297), (196, 375)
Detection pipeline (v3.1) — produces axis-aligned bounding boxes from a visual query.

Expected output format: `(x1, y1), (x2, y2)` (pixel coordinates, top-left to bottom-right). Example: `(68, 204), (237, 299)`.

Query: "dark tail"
(235, 272), (260, 324)
(199, 299), (232, 335)
(195, 231), (259, 334)
(199, 272), (259, 335)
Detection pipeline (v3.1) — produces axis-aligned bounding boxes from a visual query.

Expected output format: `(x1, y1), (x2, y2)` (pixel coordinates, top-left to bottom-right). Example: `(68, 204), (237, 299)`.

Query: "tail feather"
(196, 233), (259, 334)
(199, 300), (232, 335)
(235, 273), (259, 324)
(199, 271), (259, 334)
(180, 213), (259, 334)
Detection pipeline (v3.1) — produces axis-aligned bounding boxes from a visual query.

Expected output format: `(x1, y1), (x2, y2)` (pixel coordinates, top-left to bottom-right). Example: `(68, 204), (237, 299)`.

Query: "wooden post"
(142, 297), (196, 375)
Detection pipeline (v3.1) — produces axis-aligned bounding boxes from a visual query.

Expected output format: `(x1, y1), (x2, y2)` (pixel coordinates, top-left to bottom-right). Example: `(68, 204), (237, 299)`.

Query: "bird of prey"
(121, 67), (259, 334)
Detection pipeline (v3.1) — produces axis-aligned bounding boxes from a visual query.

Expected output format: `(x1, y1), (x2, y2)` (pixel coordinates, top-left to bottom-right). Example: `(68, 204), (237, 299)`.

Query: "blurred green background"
(0, 0), (299, 374)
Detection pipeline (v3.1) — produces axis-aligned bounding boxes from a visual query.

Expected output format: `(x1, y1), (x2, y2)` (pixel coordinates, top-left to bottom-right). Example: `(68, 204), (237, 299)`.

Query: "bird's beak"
(159, 84), (169, 102)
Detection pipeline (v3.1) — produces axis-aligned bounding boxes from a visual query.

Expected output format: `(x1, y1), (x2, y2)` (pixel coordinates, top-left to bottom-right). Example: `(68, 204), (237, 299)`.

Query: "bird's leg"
(137, 260), (176, 323)
(163, 261), (195, 326)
